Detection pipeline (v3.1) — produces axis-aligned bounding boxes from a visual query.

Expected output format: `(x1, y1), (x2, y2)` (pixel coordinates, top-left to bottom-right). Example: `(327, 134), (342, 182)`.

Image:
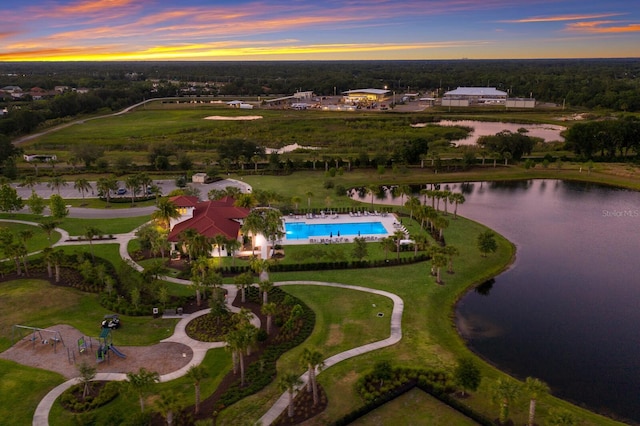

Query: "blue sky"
(0, 0), (638, 61)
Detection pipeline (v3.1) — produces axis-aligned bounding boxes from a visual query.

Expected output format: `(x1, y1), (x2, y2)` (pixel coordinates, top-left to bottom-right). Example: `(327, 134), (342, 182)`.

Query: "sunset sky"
(1, 0), (638, 61)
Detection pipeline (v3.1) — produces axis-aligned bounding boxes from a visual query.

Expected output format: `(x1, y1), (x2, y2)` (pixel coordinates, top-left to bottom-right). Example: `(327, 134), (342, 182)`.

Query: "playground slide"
(109, 344), (127, 358)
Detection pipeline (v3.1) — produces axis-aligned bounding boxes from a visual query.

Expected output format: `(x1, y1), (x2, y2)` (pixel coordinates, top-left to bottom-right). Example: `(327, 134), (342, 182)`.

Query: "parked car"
(116, 188), (127, 195)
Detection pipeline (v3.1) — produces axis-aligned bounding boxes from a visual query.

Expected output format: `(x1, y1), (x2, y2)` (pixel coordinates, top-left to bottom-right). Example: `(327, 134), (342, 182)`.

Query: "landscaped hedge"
(332, 366), (494, 426)
(217, 287), (315, 410)
(59, 381), (120, 412)
(216, 254), (430, 276)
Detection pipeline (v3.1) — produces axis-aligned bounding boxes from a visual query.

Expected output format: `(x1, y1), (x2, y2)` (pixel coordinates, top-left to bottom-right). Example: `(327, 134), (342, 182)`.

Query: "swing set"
(11, 325), (65, 353)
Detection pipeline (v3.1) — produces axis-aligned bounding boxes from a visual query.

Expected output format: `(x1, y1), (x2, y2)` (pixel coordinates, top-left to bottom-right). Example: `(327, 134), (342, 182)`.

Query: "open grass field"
(0, 213), (149, 236)
(0, 360), (65, 426)
(350, 387), (479, 426)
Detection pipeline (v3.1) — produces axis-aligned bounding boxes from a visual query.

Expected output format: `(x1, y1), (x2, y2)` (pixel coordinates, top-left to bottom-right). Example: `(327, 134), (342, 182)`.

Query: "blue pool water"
(284, 221), (388, 240)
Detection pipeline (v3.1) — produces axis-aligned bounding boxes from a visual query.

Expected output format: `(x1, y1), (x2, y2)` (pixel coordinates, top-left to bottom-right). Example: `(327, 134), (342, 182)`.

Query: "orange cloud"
(501, 13), (624, 23)
(565, 21), (640, 33)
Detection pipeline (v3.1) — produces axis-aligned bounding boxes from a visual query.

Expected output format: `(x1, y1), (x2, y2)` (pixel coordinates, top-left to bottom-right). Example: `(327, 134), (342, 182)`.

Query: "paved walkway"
(257, 281), (404, 426)
(12, 209), (405, 425)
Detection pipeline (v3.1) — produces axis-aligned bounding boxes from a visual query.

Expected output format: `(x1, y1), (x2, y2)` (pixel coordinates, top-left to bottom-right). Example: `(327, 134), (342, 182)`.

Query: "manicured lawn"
(0, 220), (61, 252)
(49, 348), (232, 426)
(0, 359), (65, 426)
(351, 387), (479, 426)
(0, 213), (150, 236)
(0, 279), (177, 352)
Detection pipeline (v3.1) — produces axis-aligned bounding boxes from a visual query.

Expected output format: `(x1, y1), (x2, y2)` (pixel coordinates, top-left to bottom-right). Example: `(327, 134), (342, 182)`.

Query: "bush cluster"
(59, 382), (120, 412)
(334, 365), (494, 426)
(217, 287), (315, 409)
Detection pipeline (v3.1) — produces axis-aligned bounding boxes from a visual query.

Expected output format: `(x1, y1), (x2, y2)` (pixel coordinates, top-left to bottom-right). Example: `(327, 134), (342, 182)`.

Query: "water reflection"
(454, 180), (640, 424)
(434, 120), (565, 145)
(350, 179), (640, 422)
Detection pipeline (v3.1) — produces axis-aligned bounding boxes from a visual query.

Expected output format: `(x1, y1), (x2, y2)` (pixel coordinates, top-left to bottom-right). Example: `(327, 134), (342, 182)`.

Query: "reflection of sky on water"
(435, 120), (566, 145)
(454, 180), (640, 423)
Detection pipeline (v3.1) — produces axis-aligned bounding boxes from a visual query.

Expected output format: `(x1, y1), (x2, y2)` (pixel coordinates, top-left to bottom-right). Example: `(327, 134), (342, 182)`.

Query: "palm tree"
(96, 176), (118, 205)
(291, 196), (302, 212)
(524, 377), (550, 426)
(404, 196), (421, 220)
(393, 230), (405, 260)
(125, 175), (141, 206)
(186, 365), (209, 415)
(450, 193), (466, 219)
(234, 193), (257, 209)
(261, 302), (277, 334)
(305, 191), (313, 208)
(51, 249), (65, 282)
(491, 378), (520, 425)
(18, 230), (33, 275)
(278, 372), (303, 418)
(413, 234), (430, 255)
(153, 197), (180, 230)
(233, 271), (253, 304)
(434, 215), (449, 241)
(155, 392), (180, 426)
(213, 234), (227, 258)
(380, 236), (396, 260)
(441, 190), (452, 215)
(21, 175), (38, 190)
(242, 211), (263, 255)
(42, 247), (54, 278)
(258, 280), (273, 304)
(366, 184), (378, 210)
(190, 256), (210, 306)
(300, 348), (325, 405)
(77, 361), (97, 399)
(39, 219), (60, 241)
(73, 178), (92, 203)
(47, 175), (67, 195)
(226, 327), (252, 387)
(251, 154), (261, 173)
(126, 367), (160, 412)
(431, 251), (448, 284)
(225, 238), (241, 266)
(396, 184), (411, 207)
(137, 172), (153, 197)
(442, 245), (459, 274)
(84, 226), (102, 261)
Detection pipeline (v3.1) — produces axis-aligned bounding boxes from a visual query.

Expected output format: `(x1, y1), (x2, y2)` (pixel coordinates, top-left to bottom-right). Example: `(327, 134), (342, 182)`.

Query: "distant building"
(442, 87), (508, 107)
(342, 88), (390, 104)
(23, 154), (57, 162)
(191, 173), (209, 184)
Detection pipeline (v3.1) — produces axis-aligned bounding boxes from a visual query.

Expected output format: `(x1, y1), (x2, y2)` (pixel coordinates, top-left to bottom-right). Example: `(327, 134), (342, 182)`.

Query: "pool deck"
(280, 211), (407, 245)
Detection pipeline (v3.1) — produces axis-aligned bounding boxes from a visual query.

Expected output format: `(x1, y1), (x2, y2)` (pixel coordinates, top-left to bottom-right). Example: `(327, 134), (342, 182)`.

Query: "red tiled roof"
(169, 195), (199, 207)
(168, 196), (249, 241)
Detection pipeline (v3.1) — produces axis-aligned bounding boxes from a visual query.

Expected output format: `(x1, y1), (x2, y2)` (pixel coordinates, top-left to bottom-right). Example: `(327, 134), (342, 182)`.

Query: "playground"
(0, 324), (192, 379)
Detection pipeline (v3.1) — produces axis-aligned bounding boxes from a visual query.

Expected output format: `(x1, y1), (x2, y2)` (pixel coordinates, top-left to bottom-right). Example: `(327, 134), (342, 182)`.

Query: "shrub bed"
(59, 381), (120, 412)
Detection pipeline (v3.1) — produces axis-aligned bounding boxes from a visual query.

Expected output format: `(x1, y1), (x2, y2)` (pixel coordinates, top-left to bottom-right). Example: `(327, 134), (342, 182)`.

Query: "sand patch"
(204, 115), (263, 121)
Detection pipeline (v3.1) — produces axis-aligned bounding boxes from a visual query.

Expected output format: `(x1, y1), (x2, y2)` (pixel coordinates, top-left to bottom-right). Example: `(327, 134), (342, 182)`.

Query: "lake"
(453, 180), (640, 424)
(434, 120), (565, 145)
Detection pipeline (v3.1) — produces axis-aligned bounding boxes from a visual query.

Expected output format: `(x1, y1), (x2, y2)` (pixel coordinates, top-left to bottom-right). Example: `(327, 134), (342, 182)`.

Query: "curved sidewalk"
(257, 280), (404, 426)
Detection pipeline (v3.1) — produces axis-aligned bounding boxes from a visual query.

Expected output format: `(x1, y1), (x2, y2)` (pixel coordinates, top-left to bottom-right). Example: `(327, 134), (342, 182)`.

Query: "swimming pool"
(284, 221), (388, 240)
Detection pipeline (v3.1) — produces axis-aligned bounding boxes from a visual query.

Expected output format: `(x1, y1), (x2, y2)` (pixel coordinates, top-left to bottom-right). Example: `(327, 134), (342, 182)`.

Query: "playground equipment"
(11, 325), (65, 353)
(96, 327), (126, 363)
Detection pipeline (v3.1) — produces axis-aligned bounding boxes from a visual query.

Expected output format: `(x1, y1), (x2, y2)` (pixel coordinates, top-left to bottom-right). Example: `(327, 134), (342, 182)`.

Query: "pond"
(350, 180), (640, 422)
(453, 180), (639, 424)
(434, 120), (565, 145)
